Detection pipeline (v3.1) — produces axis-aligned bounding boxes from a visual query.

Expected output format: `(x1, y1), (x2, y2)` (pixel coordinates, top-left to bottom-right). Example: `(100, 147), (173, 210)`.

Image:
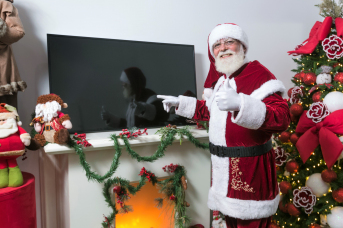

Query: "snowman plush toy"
(0, 103), (30, 188)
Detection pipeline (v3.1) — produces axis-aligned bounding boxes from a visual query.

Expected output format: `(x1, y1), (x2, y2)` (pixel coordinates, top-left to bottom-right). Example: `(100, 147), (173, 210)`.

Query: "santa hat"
(0, 103), (21, 126)
(36, 94), (68, 108)
(204, 23), (249, 91)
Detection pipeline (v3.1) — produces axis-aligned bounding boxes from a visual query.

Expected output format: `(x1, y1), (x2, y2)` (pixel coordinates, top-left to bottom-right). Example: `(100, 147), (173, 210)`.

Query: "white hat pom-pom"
(17, 121), (22, 126)
(203, 88), (214, 100)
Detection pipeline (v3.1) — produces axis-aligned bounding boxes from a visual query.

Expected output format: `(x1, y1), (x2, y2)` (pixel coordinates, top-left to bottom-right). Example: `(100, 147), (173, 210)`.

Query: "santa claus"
(158, 24), (290, 227)
(0, 103), (30, 188)
(32, 94), (72, 146)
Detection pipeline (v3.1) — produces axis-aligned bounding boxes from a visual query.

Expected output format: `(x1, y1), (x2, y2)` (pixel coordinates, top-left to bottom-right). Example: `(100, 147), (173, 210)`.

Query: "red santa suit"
(176, 60), (290, 223)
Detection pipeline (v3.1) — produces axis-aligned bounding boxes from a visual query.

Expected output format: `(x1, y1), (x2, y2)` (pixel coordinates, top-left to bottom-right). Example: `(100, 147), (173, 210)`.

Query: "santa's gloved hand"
(20, 133), (31, 146)
(34, 123), (42, 133)
(215, 79), (241, 111)
(62, 120), (72, 129)
(157, 95), (179, 112)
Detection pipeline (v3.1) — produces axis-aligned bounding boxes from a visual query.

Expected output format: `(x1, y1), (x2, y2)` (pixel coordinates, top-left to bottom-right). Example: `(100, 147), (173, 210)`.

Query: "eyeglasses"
(213, 39), (238, 50)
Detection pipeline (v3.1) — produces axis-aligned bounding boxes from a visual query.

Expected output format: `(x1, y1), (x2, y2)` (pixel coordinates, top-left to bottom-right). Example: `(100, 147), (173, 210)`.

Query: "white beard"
(35, 101), (61, 122)
(215, 45), (245, 75)
(0, 118), (18, 138)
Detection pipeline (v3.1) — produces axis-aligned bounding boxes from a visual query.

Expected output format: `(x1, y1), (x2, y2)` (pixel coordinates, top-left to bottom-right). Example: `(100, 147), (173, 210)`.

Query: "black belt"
(209, 139), (272, 157)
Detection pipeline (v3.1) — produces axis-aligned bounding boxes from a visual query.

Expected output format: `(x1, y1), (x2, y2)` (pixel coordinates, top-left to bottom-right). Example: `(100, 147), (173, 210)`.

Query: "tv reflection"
(101, 67), (169, 129)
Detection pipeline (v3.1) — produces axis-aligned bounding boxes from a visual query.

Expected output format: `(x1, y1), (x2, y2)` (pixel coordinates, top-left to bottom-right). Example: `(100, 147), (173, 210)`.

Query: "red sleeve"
(193, 100), (210, 122)
(258, 93), (290, 133)
(18, 126), (28, 134)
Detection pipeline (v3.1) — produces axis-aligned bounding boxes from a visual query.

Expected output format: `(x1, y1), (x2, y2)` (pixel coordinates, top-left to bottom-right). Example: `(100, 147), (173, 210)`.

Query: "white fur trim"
(209, 24), (249, 57)
(211, 155), (230, 196)
(175, 95), (197, 119)
(206, 76), (226, 109)
(231, 93), (266, 130)
(203, 88), (213, 102)
(0, 18), (7, 39)
(250, 79), (286, 100)
(208, 188), (280, 219)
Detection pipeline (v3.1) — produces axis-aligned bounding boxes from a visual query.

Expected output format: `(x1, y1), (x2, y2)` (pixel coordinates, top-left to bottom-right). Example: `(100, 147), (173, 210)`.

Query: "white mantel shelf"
(43, 127), (209, 155)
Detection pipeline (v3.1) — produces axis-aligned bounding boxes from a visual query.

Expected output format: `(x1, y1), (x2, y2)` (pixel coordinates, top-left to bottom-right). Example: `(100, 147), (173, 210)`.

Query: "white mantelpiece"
(39, 127), (211, 228)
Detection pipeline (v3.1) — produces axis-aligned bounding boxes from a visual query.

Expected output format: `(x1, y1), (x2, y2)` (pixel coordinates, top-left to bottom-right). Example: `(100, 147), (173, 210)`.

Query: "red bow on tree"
(287, 17), (343, 55)
(295, 109), (343, 169)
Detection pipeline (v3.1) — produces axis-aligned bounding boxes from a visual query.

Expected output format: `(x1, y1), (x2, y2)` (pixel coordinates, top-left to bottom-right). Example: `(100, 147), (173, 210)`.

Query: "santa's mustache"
(217, 49), (236, 58)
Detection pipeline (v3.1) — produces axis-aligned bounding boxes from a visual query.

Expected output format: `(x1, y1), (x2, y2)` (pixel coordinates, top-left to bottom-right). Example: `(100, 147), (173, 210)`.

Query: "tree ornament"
(290, 113), (299, 123)
(112, 185), (122, 194)
(320, 65), (333, 73)
(278, 201), (289, 213)
(333, 63), (340, 68)
(289, 86), (304, 104)
(316, 73), (332, 84)
(293, 187), (316, 214)
(294, 73), (303, 81)
(279, 131), (291, 143)
(306, 173), (330, 197)
(303, 72), (316, 85)
(327, 206), (343, 228)
(279, 181), (292, 194)
(306, 102), (330, 123)
(323, 91), (343, 112)
(287, 203), (301, 217)
(321, 169), (337, 183)
(290, 133), (300, 145)
(334, 72), (343, 84)
(285, 160), (299, 173)
(322, 35), (343, 59)
(308, 225), (321, 228)
(332, 188), (343, 203)
(312, 91), (322, 102)
(290, 103), (304, 116)
(288, 88), (293, 98)
(275, 147), (289, 166)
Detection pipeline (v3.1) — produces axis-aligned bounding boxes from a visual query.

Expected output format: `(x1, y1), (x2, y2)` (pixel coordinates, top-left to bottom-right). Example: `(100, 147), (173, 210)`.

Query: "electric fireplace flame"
(116, 178), (174, 228)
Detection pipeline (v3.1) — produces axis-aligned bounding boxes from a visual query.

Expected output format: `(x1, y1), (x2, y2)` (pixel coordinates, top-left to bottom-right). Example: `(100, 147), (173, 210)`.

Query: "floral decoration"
(306, 102), (330, 123)
(322, 35), (343, 59)
(290, 86), (304, 104)
(275, 147), (290, 166)
(293, 187), (316, 214)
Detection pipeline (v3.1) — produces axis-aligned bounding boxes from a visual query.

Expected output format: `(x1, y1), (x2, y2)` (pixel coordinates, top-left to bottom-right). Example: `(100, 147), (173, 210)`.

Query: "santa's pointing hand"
(215, 79), (241, 111)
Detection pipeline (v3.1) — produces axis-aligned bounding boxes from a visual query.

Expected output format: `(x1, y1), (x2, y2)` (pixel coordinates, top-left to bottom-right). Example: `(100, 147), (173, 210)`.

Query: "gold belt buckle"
(45, 125), (51, 131)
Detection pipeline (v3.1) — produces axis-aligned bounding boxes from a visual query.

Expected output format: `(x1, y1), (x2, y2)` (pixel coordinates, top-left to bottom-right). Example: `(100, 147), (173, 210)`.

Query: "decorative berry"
(303, 72), (316, 85)
(279, 181), (292, 194)
(290, 103), (304, 116)
(287, 203), (301, 217)
(332, 188), (343, 203)
(279, 132), (291, 143)
(312, 91), (322, 102)
(334, 72), (343, 84)
(290, 133), (300, 145)
(286, 160), (299, 173)
(321, 169), (337, 183)
(113, 185), (122, 194)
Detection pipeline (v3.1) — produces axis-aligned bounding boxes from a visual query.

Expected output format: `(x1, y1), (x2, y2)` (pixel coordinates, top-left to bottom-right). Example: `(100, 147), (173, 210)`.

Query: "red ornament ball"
(278, 201), (289, 213)
(112, 186), (122, 194)
(287, 203), (301, 217)
(270, 222), (280, 228)
(303, 72), (316, 85)
(332, 188), (343, 203)
(290, 103), (304, 116)
(333, 62), (340, 68)
(279, 181), (292, 194)
(290, 133), (300, 145)
(312, 91), (322, 102)
(321, 169), (337, 183)
(334, 72), (343, 84)
(288, 88), (293, 98)
(279, 132), (291, 143)
(286, 160), (299, 173)
(308, 225), (321, 228)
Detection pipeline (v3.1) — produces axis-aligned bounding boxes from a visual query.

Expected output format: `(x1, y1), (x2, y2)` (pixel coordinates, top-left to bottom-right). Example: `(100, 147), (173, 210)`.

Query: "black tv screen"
(48, 34), (197, 133)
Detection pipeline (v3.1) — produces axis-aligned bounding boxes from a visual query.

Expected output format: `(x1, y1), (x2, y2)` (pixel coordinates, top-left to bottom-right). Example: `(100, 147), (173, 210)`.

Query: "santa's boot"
(0, 168), (9, 188)
(54, 129), (70, 144)
(8, 166), (23, 187)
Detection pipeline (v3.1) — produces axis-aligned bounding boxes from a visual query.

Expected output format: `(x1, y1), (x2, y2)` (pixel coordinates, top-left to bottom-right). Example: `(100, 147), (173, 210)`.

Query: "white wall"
(12, 0), (322, 227)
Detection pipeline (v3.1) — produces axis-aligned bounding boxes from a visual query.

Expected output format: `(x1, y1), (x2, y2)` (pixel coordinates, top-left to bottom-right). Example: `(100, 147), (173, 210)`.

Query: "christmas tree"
(272, 1), (343, 228)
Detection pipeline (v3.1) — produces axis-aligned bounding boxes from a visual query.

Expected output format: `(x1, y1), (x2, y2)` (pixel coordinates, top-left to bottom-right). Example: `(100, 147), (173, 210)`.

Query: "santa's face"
(0, 117), (18, 138)
(35, 101), (61, 122)
(214, 39), (245, 75)
(0, 119), (6, 125)
(122, 82), (133, 99)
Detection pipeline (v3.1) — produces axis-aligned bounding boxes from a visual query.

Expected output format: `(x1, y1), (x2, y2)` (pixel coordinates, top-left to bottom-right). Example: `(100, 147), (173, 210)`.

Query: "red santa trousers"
(225, 215), (271, 228)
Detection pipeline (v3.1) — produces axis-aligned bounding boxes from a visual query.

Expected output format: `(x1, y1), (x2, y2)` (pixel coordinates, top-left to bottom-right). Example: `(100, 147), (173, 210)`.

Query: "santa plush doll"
(32, 94), (72, 146)
(0, 103), (30, 188)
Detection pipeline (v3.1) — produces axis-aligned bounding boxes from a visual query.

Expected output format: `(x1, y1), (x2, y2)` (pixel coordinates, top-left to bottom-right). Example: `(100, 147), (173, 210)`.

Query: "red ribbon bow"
(287, 17), (343, 55)
(295, 109), (343, 169)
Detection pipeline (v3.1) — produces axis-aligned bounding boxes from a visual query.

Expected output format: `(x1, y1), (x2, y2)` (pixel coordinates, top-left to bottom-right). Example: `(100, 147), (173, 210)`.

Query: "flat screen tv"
(47, 34), (197, 133)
